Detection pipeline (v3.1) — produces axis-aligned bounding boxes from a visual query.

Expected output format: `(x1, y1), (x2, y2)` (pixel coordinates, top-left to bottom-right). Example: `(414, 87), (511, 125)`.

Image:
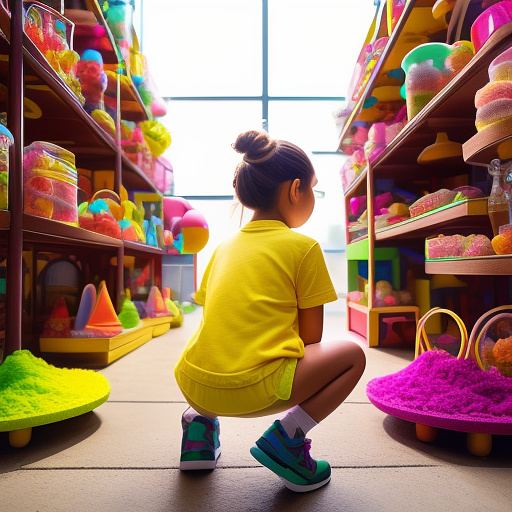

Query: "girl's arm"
(298, 305), (324, 345)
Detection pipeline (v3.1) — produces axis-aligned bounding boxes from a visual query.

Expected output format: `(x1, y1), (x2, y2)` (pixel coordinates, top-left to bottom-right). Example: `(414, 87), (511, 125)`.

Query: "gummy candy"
(491, 229), (512, 254)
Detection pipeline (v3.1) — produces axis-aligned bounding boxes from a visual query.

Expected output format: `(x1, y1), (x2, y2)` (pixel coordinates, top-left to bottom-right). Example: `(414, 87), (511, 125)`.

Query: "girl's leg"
(289, 340), (366, 422)
(249, 340), (365, 491)
(180, 400), (221, 470)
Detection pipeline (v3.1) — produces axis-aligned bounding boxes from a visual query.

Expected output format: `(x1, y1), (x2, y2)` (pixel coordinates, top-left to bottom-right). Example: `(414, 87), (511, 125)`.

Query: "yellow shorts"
(175, 358), (298, 416)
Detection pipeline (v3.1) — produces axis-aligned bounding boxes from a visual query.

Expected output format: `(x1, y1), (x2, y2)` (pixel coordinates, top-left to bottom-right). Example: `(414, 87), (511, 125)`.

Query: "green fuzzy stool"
(0, 350), (110, 447)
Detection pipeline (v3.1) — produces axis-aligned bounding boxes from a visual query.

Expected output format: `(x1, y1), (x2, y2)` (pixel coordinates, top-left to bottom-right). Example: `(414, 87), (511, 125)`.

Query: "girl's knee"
(340, 341), (366, 374)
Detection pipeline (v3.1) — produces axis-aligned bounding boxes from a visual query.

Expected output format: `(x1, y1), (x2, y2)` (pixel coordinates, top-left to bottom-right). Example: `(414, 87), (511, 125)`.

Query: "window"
(137, 0), (376, 197)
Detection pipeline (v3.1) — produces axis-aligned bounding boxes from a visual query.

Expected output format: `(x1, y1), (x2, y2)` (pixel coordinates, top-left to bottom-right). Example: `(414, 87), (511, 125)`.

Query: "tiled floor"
(2, 303), (512, 512)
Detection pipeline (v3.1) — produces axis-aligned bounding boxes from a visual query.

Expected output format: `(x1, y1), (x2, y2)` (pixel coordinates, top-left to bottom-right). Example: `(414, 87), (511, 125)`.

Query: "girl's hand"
(298, 305), (324, 345)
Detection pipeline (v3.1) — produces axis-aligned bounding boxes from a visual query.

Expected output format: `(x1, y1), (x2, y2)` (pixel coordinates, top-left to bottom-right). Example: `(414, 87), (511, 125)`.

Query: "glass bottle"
(488, 159), (510, 237)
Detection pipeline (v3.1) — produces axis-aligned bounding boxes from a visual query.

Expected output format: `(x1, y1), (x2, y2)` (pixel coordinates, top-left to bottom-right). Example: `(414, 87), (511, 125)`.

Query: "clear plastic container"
(0, 125), (14, 211)
(23, 141), (78, 225)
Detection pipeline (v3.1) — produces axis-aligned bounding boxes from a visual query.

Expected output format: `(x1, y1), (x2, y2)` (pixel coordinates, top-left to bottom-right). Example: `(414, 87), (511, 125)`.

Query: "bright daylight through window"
(135, 0), (376, 198)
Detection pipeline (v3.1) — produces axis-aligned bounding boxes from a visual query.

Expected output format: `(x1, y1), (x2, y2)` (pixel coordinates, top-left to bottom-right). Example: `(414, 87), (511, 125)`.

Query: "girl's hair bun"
(233, 130), (277, 164)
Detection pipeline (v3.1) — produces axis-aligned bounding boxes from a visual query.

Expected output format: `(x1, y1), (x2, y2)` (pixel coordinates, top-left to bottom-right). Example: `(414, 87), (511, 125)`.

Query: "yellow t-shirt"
(174, 220), (338, 413)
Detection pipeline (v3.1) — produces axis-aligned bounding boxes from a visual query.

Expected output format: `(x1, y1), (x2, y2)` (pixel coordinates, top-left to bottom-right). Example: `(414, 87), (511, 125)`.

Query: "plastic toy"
(417, 132), (463, 164)
(373, 280), (413, 308)
(102, 0), (133, 63)
(142, 204), (163, 248)
(76, 281), (123, 337)
(90, 109), (116, 138)
(74, 283), (96, 331)
(163, 197), (209, 254)
(0, 124), (13, 210)
(137, 69), (168, 118)
(145, 286), (171, 318)
(471, 0), (512, 53)
(340, 149), (366, 192)
(117, 289), (140, 329)
(140, 120), (171, 158)
(23, 141), (78, 225)
(340, 123), (369, 156)
(42, 297), (71, 338)
(120, 198), (146, 242)
(78, 190), (123, 239)
(363, 105), (407, 163)
(121, 124), (153, 174)
(0, 349), (110, 447)
(432, 0), (456, 20)
(387, 0), (406, 34)
(162, 287), (183, 327)
(76, 49), (108, 114)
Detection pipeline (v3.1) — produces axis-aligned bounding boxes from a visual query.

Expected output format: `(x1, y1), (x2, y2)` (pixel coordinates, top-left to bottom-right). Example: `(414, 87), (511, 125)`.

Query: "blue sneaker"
(250, 420), (331, 492)
(180, 414), (221, 470)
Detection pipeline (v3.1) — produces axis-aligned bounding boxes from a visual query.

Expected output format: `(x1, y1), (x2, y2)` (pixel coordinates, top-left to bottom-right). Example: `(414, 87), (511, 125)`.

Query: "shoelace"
(299, 438), (316, 472)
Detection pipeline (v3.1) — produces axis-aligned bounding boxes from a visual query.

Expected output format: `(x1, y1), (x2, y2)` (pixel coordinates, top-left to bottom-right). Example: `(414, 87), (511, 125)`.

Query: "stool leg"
(416, 423), (438, 442)
(9, 427), (32, 448)
(467, 433), (492, 456)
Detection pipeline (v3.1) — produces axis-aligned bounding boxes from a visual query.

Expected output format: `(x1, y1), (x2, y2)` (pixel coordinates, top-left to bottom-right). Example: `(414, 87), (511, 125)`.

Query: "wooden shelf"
(0, 210), (10, 229)
(20, 36), (118, 154)
(343, 165), (369, 198)
(338, 0), (447, 150)
(425, 255), (512, 275)
(375, 198), (489, 241)
(370, 19), (512, 174)
(463, 118), (512, 166)
(121, 154), (159, 191)
(65, 1), (122, 66)
(124, 240), (164, 255)
(22, 215), (123, 249)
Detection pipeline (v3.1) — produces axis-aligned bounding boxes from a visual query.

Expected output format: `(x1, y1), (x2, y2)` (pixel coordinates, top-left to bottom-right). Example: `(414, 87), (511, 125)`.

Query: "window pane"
(268, 0), (377, 97)
(160, 101), (263, 196)
(140, 0), (262, 97)
(268, 100), (341, 151)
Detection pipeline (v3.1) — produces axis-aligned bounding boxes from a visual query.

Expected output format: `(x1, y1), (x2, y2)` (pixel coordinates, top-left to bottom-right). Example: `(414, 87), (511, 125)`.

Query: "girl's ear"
(289, 178), (301, 204)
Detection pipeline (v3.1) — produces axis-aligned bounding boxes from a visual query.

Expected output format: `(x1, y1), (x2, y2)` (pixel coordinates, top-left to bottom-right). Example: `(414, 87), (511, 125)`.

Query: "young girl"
(174, 130), (366, 492)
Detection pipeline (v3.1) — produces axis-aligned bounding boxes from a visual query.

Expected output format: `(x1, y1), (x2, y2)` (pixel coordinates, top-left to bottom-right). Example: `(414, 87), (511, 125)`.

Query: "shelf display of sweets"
(24, 3), (84, 104)
(474, 46), (512, 132)
(0, 125), (14, 210)
(76, 49), (108, 114)
(23, 142), (78, 225)
(401, 41), (474, 120)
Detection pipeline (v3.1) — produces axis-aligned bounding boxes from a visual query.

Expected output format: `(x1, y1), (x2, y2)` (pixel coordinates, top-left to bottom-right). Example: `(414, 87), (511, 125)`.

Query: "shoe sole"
(180, 459), (217, 470)
(250, 446), (330, 492)
(180, 448), (221, 470)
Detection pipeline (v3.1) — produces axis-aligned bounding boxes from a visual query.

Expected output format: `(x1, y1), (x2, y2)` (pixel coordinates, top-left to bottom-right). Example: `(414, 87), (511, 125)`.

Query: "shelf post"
(6, 0), (24, 356)
(115, 69), (123, 310)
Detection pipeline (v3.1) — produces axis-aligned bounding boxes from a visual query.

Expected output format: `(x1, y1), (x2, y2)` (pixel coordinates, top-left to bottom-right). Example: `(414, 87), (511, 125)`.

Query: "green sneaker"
(250, 420), (331, 492)
(180, 414), (221, 470)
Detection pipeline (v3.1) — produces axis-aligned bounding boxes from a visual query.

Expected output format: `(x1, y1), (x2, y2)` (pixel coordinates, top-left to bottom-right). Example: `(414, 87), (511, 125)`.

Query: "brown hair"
(232, 130), (314, 210)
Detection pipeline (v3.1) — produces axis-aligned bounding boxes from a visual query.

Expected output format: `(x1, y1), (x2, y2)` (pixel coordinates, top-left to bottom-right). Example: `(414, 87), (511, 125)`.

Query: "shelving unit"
(0, 0), (167, 362)
(340, 0), (512, 345)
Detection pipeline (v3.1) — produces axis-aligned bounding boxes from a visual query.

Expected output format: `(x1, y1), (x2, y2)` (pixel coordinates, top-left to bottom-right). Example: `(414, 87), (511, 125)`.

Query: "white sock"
(183, 406), (201, 422)
(279, 406), (318, 438)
